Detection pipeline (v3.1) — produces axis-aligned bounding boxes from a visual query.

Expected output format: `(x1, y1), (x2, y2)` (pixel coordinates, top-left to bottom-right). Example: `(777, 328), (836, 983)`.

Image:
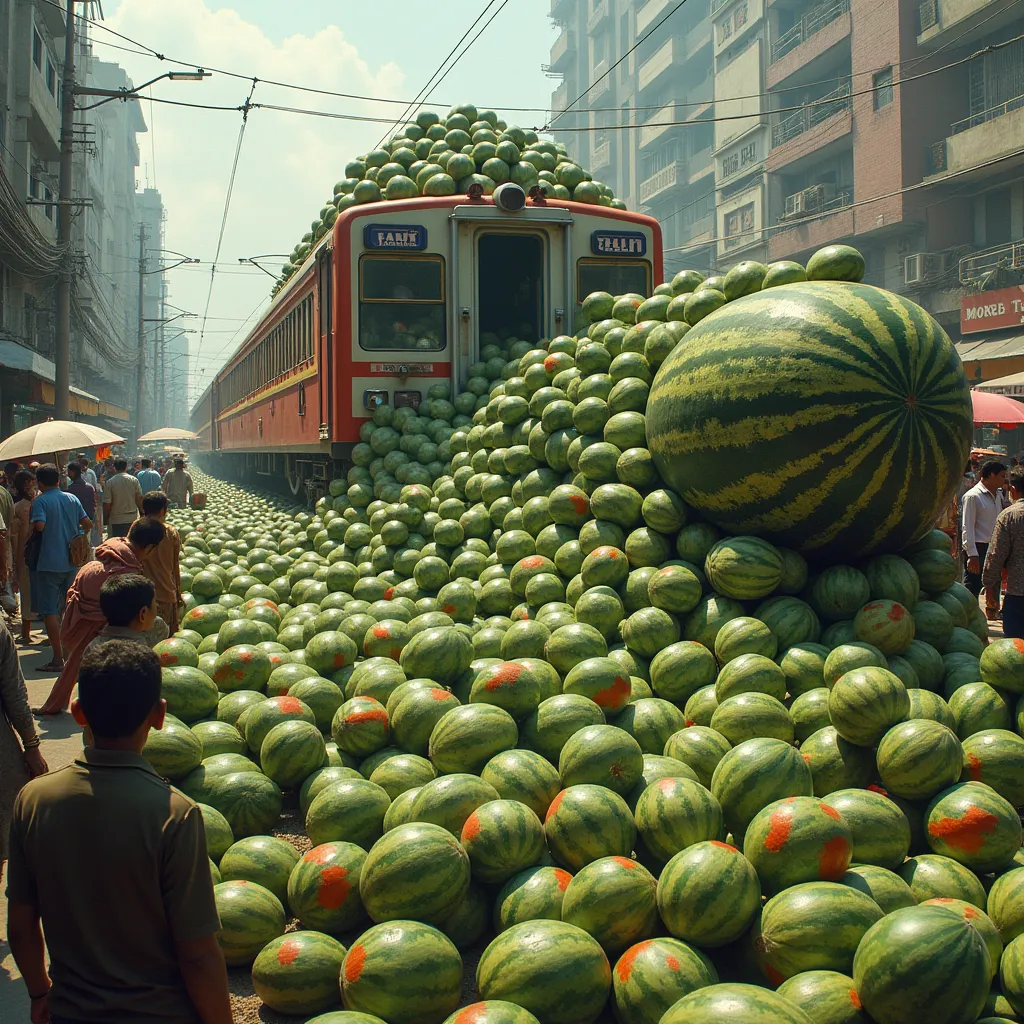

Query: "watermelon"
(216, 689), (265, 728)
(811, 568), (872, 623)
(300, 766), (364, 814)
(852, 600), (914, 655)
(400, 626), (473, 686)
(710, 692), (793, 745)
(876, 720), (964, 800)
(744, 796), (853, 895)
(924, 782), (1022, 872)
(470, 660), (542, 720)
(714, 653), (787, 702)
(391, 687), (461, 756)
(611, 938), (718, 1024)
(1000, 934), (1024, 1017)
(333, 696), (391, 758)
(899, 853), (987, 907)
(704, 536), (784, 600)
(800, 725), (875, 796)
(219, 835), (300, 904)
(142, 719), (203, 779)
(305, 779), (391, 849)
(245, 695), (316, 755)
(663, 727), (732, 789)
(287, 841), (368, 933)
(368, 753), (436, 800)
(341, 921), (462, 1024)
(213, 879), (286, 966)
(558, 724), (643, 795)
(252, 930), (348, 1015)
(203, 770), (282, 839)
(821, 788), (911, 871)
(823, 643), (887, 688)
(754, 597), (820, 650)
(544, 785), (636, 871)
(161, 666), (218, 723)
(442, 1003), (541, 1024)
(191, 720), (245, 759)
(411, 773), (500, 836)
(429, 704), (518, 774)
(754, 881), (884, 982)
(710, 737), (813, 836)
(481, 749), (562, 819)
(260, 719), (326, 790)
(839, 863), (918, 914)
(789, 689), (832, 742)
(922, 897), (1003, 980)
(948, 683), (1012, 739)
(647, 565), (702, 615)
(461, 799), (546, 884)
(906, 688), (955, 729)
(212, 644), (273, 692)
(494, 865), (574, 932)
(358, 821), (470, 925)
(562, 656), (632, 713)
(649, 642), (718, 704)
(614, 699), (687, 754)
(657, 840), (761, 947)
(863, 553), (922, 610)
(634, 776), (723, 862)
(476, 920), (612, 1024)
(852, 905), (990, 1024)
(827, 667), (909, 746)
(561, 856), (658, 954)
(682, 594), (745, 650)
(776, 971), (870, 1024)
(980, 637), (1024, 693)
(660, 983), (814, 1024)
(988, 867), (1024, 943)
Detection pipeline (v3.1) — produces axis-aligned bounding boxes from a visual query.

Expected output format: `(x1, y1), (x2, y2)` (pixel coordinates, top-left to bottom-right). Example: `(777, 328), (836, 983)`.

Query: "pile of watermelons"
(274, 102), (620, 298)
(151, 247), (1024, 1024)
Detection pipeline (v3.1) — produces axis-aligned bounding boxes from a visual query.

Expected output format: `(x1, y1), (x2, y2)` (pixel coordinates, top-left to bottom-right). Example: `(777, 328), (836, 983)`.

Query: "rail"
(951, 93), (1024, 134)
(959, 241), (1024, 284)
(770, 0), (850, 63)
(591, 140), (611, 170)
(771, 83), (851, 147)
(640, 163), (678, 204)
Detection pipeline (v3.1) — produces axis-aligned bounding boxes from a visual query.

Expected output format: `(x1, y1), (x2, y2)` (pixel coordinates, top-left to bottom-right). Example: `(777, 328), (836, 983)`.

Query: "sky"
(92, 0), (560, 404)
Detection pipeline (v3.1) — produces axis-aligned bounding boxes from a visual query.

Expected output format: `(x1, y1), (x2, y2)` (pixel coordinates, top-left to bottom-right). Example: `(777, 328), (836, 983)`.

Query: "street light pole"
(54, 1), (77, 420)
(133, 224), (147, 447)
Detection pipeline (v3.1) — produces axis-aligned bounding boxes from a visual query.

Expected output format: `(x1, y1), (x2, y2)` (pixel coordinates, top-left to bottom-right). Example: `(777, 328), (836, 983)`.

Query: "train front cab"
(332, 194), (663, 446)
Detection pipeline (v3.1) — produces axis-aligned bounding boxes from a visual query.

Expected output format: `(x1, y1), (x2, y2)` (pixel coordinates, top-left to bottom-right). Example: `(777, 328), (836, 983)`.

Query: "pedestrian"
(79, 454), (105, 547)
(961, 459), (1008, 598)
(4, 461), (23, 498)
(36, 516), (165, 715)
(136, 458), (163, 495)
(28, 464), (92, 673)
(983, 464), (1024, 637)
(87, 573), (168, 652)
(66, 462), (98, 557)
(103, 457), (143, 538)
(10, 471), (37, 644)
(0, 618), (47, 888)
(0, 462), (14, 618)
(140, 490), (183, 634)
(162, 457), (194, 508)
(6, 640), (233, 1024)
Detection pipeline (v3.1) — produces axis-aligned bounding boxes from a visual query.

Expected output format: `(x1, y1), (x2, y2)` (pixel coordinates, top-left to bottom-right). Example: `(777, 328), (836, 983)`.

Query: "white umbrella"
(0, 420), (125, 462)
(137, 427), (199, 442)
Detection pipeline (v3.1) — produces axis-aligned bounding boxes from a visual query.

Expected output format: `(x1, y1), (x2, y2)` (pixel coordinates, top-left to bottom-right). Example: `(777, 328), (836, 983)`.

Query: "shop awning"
(956, 334), (1024, 362)
(975, 371), (1024, 396)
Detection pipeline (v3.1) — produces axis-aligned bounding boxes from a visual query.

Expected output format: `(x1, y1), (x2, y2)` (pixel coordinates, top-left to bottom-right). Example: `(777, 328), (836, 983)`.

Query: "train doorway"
(477, 233), (544, 346)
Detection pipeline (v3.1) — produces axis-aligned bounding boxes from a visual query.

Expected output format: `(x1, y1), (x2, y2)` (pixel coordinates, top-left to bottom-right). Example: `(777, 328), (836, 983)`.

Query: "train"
(190, 183), (663, 499)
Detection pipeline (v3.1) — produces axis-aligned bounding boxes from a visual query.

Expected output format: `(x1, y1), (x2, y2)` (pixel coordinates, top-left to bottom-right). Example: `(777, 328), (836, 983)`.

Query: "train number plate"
(370, 363), (435, 374)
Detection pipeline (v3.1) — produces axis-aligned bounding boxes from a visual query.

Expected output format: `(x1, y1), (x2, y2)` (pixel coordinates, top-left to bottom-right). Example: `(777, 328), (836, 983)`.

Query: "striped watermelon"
(358, 821), (470, 925)
(634, 777), (724, 862)
(710, 737), (813, 836)
(559, 724), (644, 795)
(461, 799), (546, 884)
(709, 692), (794, 745)
(681, 594), (745, 651)
(260, 719), (327, 790)
(300, 767), (364, 815)
(196, 803), (234, 863)
(839, 863), (918, 914)
(611, 938), (718, 1024)
(852, 905), (989, 1024)
(948, 683), (1013, 739)
(245, 695), (316, 755)
(428, 703), (518, 774)
(862, 553), (921, 609)
(494, 865), (574, 932)
(471, 660), (543, 720)
(899, 853), (987, 907)
(480, 749), (561, 819)
(823, 643), (887, 688)
(887, 654), (921, 691)
(811, 568), (872, 623)
(213, 879), (286, 966)
(821, 788), (911, 871)
(562, 656), (633, 714)
(789, 689), (832, 742)
(161, 665), (219, 723)
(876, 720), (964, 800)
(925, 782), (1022, 873)
(191, 720), (246, 760)
(754, 882), (883, 981)
(368, 753), (436, 800)
(776, 971), (870, 1024)
(216, 689), (265, 728)
(907, 688), (955, 729)
(627, 755), (699, 809)
(660, 983), (815, 1024)
(382, 787), (421, 832)
(800, 726), (875, 796)
(827, 667), (909, 746)
(714, 654), (787, 703)
(219, 835), (300, 904)
(437, 881), (489, 951)
(614, 698), (688, 755)
(391, 687), (461, 756)
(647, 564), (703, 615)
(305, 779), (391, 849)
(744, 797), (853, 895)
(684, 684), (717, 727)
(142, 720), (203, 779)
(663, 726), (732, 789)
(649, 641), (718, 705)
(332, 697), (390, 758)
(544, 785), (636, 871)
(656, 841), (761, 947)
(979, 636), (1024, 694)
(287, 841), (368, 933)
(820, 620), (857, 650)
(203, 770), (282, 839)
(561, 856), (658, 954)
(713, 616), (779, 664)
(754, 597), (820, 651)
(852, 600), (915, 655)
(922, 898), (1003, 980)
(400, 626), (473, 686)
(410, 773), (500, 836)
(901, 638), (946, 691)
(986, 866), (1024, 944)
(442, 1002), (542, 1024)
(476, 920), (612, 1024)
(1001, 934), (1024, 1018)
(518, 694), (606, 765)
(646, 282), (972, 559)
(341, 921), (462, 1024)
(251, 930), (347, 1015)
(704, 536), (784, 600)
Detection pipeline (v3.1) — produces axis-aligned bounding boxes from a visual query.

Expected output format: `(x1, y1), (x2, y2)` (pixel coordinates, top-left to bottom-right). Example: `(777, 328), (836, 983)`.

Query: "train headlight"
(493, 182), (526, 213)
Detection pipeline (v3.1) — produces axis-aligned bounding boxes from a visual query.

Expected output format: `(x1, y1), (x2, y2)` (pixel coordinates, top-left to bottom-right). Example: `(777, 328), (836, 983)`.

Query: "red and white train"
(190, 185), (663, 497)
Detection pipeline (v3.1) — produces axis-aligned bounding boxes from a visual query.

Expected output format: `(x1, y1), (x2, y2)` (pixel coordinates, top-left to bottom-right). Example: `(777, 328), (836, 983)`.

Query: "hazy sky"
(93, 0), (560, 403)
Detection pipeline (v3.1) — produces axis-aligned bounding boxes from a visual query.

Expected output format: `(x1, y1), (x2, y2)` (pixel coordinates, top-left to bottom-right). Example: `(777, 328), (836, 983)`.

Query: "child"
(87, 573), (169, 653)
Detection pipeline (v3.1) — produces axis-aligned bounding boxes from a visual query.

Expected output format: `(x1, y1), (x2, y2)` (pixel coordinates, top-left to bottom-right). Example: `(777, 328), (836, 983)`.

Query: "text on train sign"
(364, 224), (428, 250)
(591, 231), (647, 256)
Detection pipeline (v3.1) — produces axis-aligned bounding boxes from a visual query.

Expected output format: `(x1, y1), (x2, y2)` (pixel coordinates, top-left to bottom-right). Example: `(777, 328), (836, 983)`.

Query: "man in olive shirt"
(104, 457), (143, 537)
(6, 641), (232, 1024)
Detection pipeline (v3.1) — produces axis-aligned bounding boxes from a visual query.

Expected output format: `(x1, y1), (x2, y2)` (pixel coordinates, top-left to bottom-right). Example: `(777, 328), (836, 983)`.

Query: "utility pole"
(54, 1), (77, 420)
(133, 224), (147, 447)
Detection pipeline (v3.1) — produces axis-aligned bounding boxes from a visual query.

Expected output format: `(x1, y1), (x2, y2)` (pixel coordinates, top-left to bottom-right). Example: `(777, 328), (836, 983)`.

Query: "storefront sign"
(364, 224), (427, 250)
(591, 231), (647, 256)
(961, 286), (1024, 335)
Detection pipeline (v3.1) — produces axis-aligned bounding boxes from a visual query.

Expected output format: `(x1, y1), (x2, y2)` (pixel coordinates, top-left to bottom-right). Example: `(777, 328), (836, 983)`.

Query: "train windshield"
(358, 254), (446, 350)
(478, 233), (543, 345)
(577, 259), (651, 300)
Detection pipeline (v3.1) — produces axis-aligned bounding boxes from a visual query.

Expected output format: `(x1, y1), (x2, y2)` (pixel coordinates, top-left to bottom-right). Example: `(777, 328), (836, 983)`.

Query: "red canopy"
(971, 389), (1024, 428)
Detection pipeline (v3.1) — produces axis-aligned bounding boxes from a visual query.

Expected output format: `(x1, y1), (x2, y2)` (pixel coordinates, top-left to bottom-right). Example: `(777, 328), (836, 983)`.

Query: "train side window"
(577, 259), (651, 300)
(358, 254), (445, 351)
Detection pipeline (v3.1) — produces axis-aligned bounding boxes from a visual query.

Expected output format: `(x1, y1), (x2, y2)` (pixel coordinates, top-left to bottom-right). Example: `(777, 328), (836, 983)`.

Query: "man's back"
(30, 489), (86, 573)
(6, 749), (219, 1022)
(106, 472), (141, 524)
(143, 523), (181, 605)
(137, 468), (163, 494)
(68, 477), (97, 520)
(163, 469), (192, 505)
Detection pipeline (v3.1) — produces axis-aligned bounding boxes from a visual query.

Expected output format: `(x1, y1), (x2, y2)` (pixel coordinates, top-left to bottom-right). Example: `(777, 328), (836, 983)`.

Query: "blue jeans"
(30, 567), (79, 617)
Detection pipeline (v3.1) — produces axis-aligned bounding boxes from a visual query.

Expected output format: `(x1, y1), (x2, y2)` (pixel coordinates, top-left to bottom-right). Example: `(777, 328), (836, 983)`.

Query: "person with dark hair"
(141, 490), (184, 633)
(137, 458), (162, 495)
(87, 573), (168, 651)
(962, 459), (1009, 597)
(103, 457), (143, 538)
(163, 458), (194, 508)
(29, 464), (93, 671)
(6, 641), (232, 1024)
(36, 517), (165, 715)
(66, 462), (97, 546)
(984, 465), (1024, 637)
(10, 471), (38, 643)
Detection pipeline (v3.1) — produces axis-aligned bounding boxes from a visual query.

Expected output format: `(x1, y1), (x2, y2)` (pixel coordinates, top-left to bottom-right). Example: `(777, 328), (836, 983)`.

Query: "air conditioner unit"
(783, 191), (807, 219)
(904, 252), (947, 285)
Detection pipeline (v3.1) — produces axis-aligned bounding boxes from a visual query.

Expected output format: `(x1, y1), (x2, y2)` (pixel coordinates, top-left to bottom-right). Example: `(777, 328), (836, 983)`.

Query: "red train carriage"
(192, 186), (662, 497)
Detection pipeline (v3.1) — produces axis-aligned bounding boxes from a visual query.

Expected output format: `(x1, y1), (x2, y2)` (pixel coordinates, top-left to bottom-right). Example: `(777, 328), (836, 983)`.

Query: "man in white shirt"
(962, 459), (1009, 597)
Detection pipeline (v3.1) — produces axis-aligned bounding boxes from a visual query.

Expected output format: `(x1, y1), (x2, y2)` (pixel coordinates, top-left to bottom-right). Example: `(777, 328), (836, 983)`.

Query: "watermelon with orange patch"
(925, 781), (1022, 873)
(469, 660), (542, 721)
(544, 784), (636, 872)
(494, 865), (574, 933)
(286, 840), (369, 933)
(776, 970), (871, 1024)
(391, 686), (461, 756)
(633, 776), (724, 863)
(460, 798), (546, 884)
(562, 656), (632, 714)
(979, 635), (1024, 694)
(441, 1001), (541, 1024)
(332, 696), (391, 758)
(851, 599), (915, 655)
(922, 897), (1004, 979)
(252, 930), (348, 1015)
(362, 619), (414, 661)
(960, 728), (1024, 808)
(611, 937), (718, 1024)
(561, 856), (659, 954)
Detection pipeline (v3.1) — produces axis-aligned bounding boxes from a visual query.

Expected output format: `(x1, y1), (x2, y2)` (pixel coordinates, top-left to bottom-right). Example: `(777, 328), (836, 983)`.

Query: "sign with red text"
(961, 286), (1024, 335)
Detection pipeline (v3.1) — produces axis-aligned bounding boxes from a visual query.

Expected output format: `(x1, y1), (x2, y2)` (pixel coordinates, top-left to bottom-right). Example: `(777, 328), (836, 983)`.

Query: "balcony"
(917, 0), (1020, 50)
(687, 146), (715, 183)
(640, 162), (679, 204)
(638, 0), (675, 35)
(591, 139), (611, 171)
(771, 0), (850, 62)
(550, 0), (572, 18)
(550, 29), (576, 72)
(551, 79), (570, 113)
(587, 0), (611, 33)
(681, 212), (716, 244)
(639, 37), (675, 92)
(942, 96), (1024, 180)
(959, 241), (1024, 285)
(769, 203), (854, 261)
(590, 59), (612, 101)
(771, 83), (852, 147)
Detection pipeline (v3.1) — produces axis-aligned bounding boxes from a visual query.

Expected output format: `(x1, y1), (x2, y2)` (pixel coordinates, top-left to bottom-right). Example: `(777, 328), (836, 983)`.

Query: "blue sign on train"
(591, 231), (647, 256)
(364, 224), (428, 250)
